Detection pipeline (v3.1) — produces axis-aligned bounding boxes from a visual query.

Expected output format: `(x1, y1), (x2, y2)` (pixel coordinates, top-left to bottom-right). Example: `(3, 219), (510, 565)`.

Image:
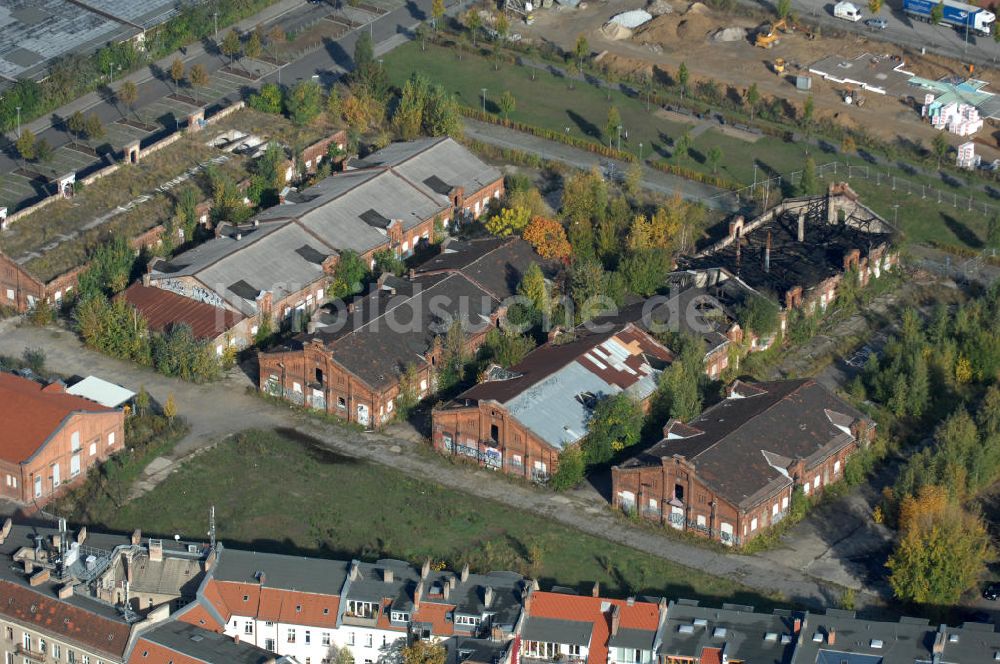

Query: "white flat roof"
(66, 376), (135, 408)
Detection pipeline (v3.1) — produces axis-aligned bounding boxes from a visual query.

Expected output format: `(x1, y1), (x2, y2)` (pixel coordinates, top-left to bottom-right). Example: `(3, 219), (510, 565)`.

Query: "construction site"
(514, 0), (1000, 161)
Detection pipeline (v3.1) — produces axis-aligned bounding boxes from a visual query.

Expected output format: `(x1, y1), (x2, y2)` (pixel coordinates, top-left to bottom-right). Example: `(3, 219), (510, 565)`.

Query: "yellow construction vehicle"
(755, 18), (789, 48)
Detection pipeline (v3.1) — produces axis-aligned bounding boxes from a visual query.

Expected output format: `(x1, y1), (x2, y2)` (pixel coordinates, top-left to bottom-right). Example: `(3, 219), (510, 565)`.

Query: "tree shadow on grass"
(941, 212), (983, 249)
(566, 109), (601, 141)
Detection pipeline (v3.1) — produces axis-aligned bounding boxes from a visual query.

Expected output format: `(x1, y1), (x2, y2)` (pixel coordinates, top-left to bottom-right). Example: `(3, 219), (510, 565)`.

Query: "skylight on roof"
(678, 625), (695, 634)
(870, 639), (884, 649)
(764, 633), (778, 642)
(693, 619), (708, 628)
(713, 627), (727, 638)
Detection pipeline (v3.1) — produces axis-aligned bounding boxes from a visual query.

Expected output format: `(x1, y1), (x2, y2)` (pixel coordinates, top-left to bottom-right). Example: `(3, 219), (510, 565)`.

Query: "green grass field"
(382, 42), (996, 250)
(82, 429), (782, 608)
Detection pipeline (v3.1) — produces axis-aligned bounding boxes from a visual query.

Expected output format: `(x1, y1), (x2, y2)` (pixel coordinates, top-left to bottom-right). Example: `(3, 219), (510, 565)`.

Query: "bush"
(550, 447), (586, 490)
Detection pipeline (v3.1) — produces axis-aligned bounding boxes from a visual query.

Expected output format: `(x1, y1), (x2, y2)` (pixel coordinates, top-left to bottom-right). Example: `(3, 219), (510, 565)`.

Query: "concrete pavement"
(0, 322), (872, 610)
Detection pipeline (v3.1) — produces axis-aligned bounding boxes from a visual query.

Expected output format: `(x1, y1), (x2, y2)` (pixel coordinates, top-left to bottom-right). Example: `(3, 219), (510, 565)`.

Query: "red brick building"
(611, 379), (874, 546)
(0, 373), (125, 506)
(431, 323), (672, 481)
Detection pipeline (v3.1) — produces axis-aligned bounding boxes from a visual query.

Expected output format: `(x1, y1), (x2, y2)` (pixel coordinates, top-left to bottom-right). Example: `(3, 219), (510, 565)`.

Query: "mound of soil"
(676, 12), (714, 40)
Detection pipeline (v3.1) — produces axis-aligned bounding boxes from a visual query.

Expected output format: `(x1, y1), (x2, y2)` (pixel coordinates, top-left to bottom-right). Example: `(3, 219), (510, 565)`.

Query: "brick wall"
(0, 252), (44, 312)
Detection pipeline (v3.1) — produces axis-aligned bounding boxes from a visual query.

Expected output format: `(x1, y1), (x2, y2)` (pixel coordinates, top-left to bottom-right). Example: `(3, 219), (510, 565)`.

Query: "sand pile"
(711, 26), (747, 41)
(633, 3), (716, 44)
(687, 1), (709, 13)
(676, 12), (714, 40)
(601, 21), (634, 39)
(647, 0), (674, 15)
(609, 9), (654, 27)
(594, 51), (655, 77)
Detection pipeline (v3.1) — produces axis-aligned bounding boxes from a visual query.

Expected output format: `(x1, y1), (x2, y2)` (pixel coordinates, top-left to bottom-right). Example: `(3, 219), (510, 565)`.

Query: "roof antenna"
(209, 505), (216, 550)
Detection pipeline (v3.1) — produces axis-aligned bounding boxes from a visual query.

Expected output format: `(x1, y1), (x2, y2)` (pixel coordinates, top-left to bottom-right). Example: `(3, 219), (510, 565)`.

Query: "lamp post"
(481, 88), (487, 114)
(214, 12), (219, 42)
(892, 204), (900, 228)
(638, 142), (642, 162)
(15, 106), (20, 139)
(616, 124), (622, 151)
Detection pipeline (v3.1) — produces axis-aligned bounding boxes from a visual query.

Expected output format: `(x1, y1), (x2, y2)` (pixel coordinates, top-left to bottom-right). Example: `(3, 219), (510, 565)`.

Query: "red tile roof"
(700, 646), (723, 664)
(122, 283), (244, 341)
(0, 373), (118, 464)
(0, 580), (131, 659)
(412, 602), (456, 637)
(528, 592), (661, 664)
(212, 580), (340, 629)
(176, 602), (225, 632)
(129, 640), (204, 664)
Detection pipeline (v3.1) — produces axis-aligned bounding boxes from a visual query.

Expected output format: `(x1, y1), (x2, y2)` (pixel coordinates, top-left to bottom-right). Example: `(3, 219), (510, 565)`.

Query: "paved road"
(0, 321), (871, 611)
(463, 118), (742, 212)
(745, 0), (1000, 68)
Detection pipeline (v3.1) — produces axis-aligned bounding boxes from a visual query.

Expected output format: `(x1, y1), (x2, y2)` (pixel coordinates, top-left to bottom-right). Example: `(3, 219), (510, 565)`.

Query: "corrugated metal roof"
(66, 375), (135, 408)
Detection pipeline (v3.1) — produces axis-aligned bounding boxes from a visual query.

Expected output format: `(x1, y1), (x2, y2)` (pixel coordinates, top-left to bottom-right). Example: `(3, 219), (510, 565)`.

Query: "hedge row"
(648, 160), (741, 191)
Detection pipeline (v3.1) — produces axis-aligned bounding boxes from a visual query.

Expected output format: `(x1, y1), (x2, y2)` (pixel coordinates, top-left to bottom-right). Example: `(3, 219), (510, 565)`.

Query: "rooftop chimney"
(422, 558), (431, 579)
(58, 583), (74, 599)
(592, 582), (600, 598)
(932, 630), (946, 655)
(484, 586), (494, 608)
(827, 627), (835, 645)
(461, 563), (470, 583)
(76, 527), (87, 545)
(384, 568), (394, 584)
(414, 579), (424, 610)
(797, 212), (805, 242)
(148, 539), (163, 562)
(29, 569), (50, 586)
(235, 232), (243, 241)
(449, 575), (457, 590)
(610, 605), (621, 637)
(765, 231), (771, 273)
(793, 617), (802, 635)
(443, 583), (451, 600)
(205, 549), (217, 571)
(131, 529), (141, 546)
(0, 518), (10, 544)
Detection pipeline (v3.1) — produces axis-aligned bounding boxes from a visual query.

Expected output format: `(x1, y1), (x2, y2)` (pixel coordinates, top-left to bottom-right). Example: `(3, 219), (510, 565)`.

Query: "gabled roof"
(0, 372), (118, 464)
(658, 601), (796, 664)
(448, 324), (672, 449)
(414, 237), (558, 300)
(122, 283), (245, 341)
(0, 579), (131, 659)
(621, 379), (869, 507)
(526, 592), (662, 664)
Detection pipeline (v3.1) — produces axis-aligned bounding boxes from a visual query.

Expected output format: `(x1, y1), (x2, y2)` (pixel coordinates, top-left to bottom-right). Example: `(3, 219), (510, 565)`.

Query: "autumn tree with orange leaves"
(523, 216), (571, 260)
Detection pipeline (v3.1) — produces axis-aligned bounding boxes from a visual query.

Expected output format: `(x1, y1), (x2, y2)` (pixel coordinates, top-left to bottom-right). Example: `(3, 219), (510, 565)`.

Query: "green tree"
(327, 249), (369, 299)
(583, 393), (643, 463)
(486, 206), (531, 237)
(118, 80), (138, 119)
(798, 156), (818, 195)
(736, 294), (780, 339)
(67, 111), (87, 143)
(135, 386), (150, 417)
(480, 328), (535, 368)
(931, 1), (944, 23)
(745, 83), (760, 122)
(673, 132), (691, 163)
(189, 64), (209, 104)
(431, 0), (445, 30)
(285, 80), (323, 125)
(326, 86), (343, 121)
(677, 62), (690, 99)
(373, 248), (404, 277)
(394, 74), (430, 139)
(15, 128), (36, 161)
(605, 105), (622, 149)
(887, 500), (989, 605)
(986, 213), (1000, 250)
(221, 29), (242, 66)
(437, 319), (468, 391)
(550, 446), (586, 490)
(777, 0), (792, 19)
(496, 13), (510, 40)
(245, 31), (263, 62)
(574, 34), (589, 70)
(84, 113), (105, 141)
(248, 82), (284, 114)
(707, 146), (723, 174)
(163, 393), (178, 421)
(465, 9), (483, 46)
(169, 57), (185, 92)
(623, 162), (643, 197)
(868, 0), (882, 13)
(351, 32), (389, 101)
(621, 249), (670, 296)
(422, 84), (462, 137)
(498, 90), (516, 120)
(403, 639), (446, 664)
(395, 364), (422, 418)
(802, 94), (815, 128)
(77, 235), (137, 299)
(932, 131), (949, 169)
(517, 263), (549, 312)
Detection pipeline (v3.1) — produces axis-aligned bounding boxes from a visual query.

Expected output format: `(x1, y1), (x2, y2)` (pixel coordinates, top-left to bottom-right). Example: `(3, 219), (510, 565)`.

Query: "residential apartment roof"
(620, 379), (869, 507)
(525, 591), (663, 664)
(450, 324), (672, 449)
(213, 546), (351, 597)
(0, 372), (117, 464)
(129, 619), (285, 664)
(790, 609), (936, 663)
(356, 136), (503, 203)
(0, 579), (131, 660)
(122, 283), (245, 341)
(149, 221), (331, 316)
(659, 600), (797, 664)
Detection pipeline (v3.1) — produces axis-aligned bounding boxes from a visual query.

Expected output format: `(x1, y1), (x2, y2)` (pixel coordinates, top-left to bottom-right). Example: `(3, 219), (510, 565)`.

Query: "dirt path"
(0, 321), (876, 610)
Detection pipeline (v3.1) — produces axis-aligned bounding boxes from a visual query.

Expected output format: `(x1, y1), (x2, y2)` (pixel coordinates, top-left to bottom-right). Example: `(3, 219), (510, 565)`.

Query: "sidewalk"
(14, 0), (308, 138)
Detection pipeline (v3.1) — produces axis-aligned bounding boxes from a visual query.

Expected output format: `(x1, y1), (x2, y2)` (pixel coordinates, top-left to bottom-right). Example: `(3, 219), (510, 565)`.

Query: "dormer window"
(455, 615), (481, 627)
(391, 611), (410, 623)
(346, 600), (377, 618)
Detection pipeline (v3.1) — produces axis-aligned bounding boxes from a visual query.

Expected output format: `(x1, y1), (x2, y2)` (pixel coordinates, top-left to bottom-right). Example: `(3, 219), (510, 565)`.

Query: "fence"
(710, 160), (1000, 220)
